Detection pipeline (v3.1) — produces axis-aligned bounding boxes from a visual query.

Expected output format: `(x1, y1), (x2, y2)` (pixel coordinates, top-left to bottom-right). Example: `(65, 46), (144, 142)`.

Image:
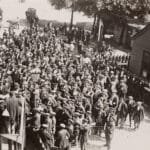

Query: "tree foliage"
(47, 0), (150, 19)
(96, 0), (150, 19)
(26, 8), (39, 28)
(74, 0), (98, 16)
(0, 7), (3, 20)
(47, 0), (68, 9)
(47, 0), (97, 16)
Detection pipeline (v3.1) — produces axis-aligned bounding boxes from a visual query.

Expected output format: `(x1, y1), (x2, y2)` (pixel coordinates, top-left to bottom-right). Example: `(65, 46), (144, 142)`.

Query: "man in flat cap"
(116, 97), (128, 128)
(133, 101), (144, 130)
(104, 106), (116, 150)
(126, 96), (136, 127)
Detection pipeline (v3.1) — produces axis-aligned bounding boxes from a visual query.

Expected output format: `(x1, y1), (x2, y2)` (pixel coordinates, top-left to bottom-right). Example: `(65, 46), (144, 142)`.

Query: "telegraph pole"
(69, 0), (75, 31)
(96, 0), (103, 53)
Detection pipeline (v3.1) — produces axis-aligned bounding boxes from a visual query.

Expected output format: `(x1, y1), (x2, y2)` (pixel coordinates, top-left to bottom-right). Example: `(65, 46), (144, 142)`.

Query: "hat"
(50, 111), (56, 116)
(56, 105), (63, 110)
(41, 124), (48, 128)
(128, 96), (133, 100)
(60, 123), (66, 128)
(112, 89), (117, 93)
(110, 71), (114, 74)
(68, 119), (74, 124)
(7, 71), (12, 75)
(0, 100), (4, 103)
(137, 101), (143, 105)
(87, 111), (92, 114)
(74, 112), (80, 116)
(2, 109), (10, 117)
(42, 112), (50, 117)
(51, 90), (56, 93)
(99, 74), (104, 79)
(103, 89), (108, 93)
(82, 118), (88, 123)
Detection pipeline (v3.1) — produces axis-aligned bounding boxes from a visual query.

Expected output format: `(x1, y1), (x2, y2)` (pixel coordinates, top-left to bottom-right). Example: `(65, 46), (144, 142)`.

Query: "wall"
(129, 28), (150, 75)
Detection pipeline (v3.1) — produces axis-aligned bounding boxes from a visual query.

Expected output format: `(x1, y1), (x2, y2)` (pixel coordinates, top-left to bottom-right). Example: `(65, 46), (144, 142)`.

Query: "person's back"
(56, 126), (70, 150)
(126, 96), (136, 127)
(0, 100), (10, 133)
(38, 125), (52, 150)
(6, 92), (19, 133)
(116, 99), (128, 127)
(128, 99), (135, 113)
(117, 100), (128, 117)
(133, 103), (144, 129)
(79, 119), (89, 150)
(105, 111), (116, 150)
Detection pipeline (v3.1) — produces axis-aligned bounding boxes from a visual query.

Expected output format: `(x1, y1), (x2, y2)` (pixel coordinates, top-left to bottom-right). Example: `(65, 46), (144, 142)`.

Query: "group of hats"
(74, 110), (91, 116)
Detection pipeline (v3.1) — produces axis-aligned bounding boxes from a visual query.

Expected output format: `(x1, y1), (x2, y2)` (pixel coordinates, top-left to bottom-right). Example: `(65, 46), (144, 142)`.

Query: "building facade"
(129, 24), (150, 80)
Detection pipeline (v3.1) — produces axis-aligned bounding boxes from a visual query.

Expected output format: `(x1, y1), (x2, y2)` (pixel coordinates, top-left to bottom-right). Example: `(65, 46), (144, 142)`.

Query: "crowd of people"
(0, 23), (146, 150)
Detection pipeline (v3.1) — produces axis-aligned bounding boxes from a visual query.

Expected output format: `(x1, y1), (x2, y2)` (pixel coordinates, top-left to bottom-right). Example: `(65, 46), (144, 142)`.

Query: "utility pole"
(96, 0), (103, 53)
(69, 0), (75, 31)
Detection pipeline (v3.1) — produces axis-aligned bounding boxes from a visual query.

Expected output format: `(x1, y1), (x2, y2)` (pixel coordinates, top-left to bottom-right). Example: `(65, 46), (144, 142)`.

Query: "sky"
(0, 0), (93, 23)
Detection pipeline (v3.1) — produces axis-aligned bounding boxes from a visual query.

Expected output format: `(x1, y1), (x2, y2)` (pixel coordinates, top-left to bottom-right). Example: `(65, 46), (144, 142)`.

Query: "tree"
(19, 0), (26, 3)
(48, 0), (77, 31)
(0, 7), (3, 21)
(48, 0), (150, 19)
(48, 0), (67, 9)
(73, 0), (150, 36)
(95, 0), (150, 19)
(47, 0), (150, 40)
(48, 0), (97, 16)
(25, 8), (39, 28)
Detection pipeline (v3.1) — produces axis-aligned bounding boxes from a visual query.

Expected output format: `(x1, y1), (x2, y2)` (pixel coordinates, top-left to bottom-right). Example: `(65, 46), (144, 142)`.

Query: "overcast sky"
(0, 0), (93, 23)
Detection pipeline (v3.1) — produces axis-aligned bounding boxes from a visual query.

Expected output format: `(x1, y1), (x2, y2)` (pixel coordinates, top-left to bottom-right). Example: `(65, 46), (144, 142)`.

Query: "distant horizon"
(0, 0), (93, 23)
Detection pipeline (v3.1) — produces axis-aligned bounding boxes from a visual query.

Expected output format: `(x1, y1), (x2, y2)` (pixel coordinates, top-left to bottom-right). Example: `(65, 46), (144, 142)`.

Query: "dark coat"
(117, 101), (128, 118)
(56, 128), (70, 150)
(38, 129), (52, 150)
(133, 106), (144, 123)
(6, 96), (20, 126)
(79, 124), (89, 144)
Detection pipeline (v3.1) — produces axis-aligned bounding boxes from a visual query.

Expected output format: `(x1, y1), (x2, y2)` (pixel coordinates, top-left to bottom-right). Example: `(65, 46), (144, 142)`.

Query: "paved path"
(2, 117), (150, 150)
(72, 115), (150, 150)
(1, 115), (150, 150)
